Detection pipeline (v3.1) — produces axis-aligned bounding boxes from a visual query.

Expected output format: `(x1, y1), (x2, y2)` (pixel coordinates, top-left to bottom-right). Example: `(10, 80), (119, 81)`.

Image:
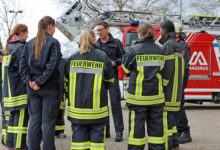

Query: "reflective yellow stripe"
(135, 66), (144, 95)
(129, 110), (135, 139)
(68, 106), (108, 114)
(2, 129), (6, 144)
(182, 57), (185, 82)
(70, 72), (77, 107)
(163, 79), (169, 86)
(171, 56), (178, 102)
(7, 126), (28, 134)
(104, 77), (114, 83)
(156, 73), (162, 95)
(68, 109), (108, 119)
(93, 74), (102, 109)
(164, 106), (180, 111)
(71, 141), (90, 150)
(4, 95), (28, 107)
(60, 99), (66, 110)
(165, 102), (181, 106)
(16, 109), (25, 148)
(128, 137), (146, 146)
(165, 54), (175, 60)
(55, 125), (65, 131)
(148, 136), (165, 144)
(127, 93), (164, 100)
(122, 64), (130, 74)
(90, 142), (105, 150)
(163, 111), (168, 150)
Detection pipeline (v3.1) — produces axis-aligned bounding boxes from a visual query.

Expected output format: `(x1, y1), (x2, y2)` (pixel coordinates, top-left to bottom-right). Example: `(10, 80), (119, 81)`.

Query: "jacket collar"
(159, 32), (176, 45)
(135, 37), (154, 44)
(97, 33), (114, 44)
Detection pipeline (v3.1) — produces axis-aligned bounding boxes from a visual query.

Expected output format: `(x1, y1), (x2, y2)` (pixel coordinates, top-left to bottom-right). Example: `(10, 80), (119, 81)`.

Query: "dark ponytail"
(33, 16), (55, 60)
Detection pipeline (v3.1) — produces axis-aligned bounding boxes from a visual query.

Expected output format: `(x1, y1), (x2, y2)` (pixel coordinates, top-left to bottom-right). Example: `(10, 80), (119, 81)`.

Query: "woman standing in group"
(19, 16), (62, 150)
(122, 23), (166, 150)
(2, 24), (29, 150)
(65, 29), (114, 150)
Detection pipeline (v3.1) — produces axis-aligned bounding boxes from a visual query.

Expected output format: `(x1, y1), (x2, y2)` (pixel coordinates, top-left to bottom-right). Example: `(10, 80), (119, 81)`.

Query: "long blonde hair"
(78, 29), (96, 55)
(3, 24), (28, 53)
(33, 16), (55, 59)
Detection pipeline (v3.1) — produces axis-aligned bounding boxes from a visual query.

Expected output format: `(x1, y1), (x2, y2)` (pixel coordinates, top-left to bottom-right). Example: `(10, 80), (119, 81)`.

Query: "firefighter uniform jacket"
(122, 38), (165, 106)
(2, 41), (27, 111)
(65, 47), (114, 124)
(159, 32), (184, 111)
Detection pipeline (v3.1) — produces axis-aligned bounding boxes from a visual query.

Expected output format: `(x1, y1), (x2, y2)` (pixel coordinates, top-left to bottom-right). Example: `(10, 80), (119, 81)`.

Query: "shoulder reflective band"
(136, 55), (165, 67)
(70, 60), (104, 74)
(2, 55), (11, 67)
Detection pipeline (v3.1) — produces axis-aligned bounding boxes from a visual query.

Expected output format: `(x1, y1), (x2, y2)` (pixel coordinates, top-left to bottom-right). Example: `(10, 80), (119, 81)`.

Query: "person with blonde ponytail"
(1, 24), (29, 150)
(19, 16), (62, 150)
(65, 29), (114, 150)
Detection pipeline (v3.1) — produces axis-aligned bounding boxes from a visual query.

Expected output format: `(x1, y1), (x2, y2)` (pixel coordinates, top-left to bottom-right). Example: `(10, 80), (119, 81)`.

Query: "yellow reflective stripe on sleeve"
(156, 73), (162, 95)
(148, 136), (165, 144)
(104, 78), (114, 83)
(163, 79), (169, 86)
(172, 126), (177, 133)
(128, 137), (146, 146)
(93, 74), (102, 109)
(122, 64), (130, 74)
(55, 125), (65, 131)
(60, 99), (66, 110)
(182, 57), (185, 82)
(90, 142), (105, 150)
(171, 56), (178, 102)
(135, 66), (144, 95)
(7, 126), (28, 134)
(165, 55), (175, 60)
(3, 95), (28, 107)
(129, 110), (135, 139)
(71, 141), (90, 150)
(70, 72), (77, 107)
(8, 78), (11, 97)
(164, 106), (180, 112)
(165, 102), (181, 106)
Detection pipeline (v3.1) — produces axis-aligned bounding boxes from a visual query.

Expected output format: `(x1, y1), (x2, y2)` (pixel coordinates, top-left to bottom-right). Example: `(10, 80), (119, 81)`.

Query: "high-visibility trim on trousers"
(71, 141), (90, 150)
(148, 136), (165, 144)
(55, 125), (65, 131)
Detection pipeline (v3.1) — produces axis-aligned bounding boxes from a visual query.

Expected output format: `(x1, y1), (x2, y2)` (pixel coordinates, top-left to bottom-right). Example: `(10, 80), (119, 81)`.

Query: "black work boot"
(179, 131), (192, 144)
(115, 132), (123, 142)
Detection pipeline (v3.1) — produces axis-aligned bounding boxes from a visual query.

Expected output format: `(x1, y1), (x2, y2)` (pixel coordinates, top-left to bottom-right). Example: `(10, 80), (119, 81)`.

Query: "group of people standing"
(0, 14), (191, 150)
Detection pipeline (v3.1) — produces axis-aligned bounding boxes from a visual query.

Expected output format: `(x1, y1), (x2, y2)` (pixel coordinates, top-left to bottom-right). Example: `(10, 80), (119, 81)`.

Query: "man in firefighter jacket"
(159, 20), (184, 150)
(174, 23), (192, 144)
(122, 23), (166, 150)
(65, 29), (114, 150)
(96, 21), (124, 142)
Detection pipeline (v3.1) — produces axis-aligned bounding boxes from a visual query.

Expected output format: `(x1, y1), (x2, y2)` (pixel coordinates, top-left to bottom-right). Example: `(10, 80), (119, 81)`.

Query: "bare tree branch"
(190, 0), (220, 16)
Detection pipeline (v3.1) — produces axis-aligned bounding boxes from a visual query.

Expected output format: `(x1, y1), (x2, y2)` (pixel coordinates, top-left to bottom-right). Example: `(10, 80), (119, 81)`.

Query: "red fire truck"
(56, 0), (220, 104)
(119, 18), (220, 104)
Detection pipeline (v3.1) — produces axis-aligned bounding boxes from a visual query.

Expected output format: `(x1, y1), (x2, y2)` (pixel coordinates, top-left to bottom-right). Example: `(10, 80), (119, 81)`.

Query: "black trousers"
(107, 74), (124, 134)
(55, 108), (65, 135)
(27, 88), (60, 150)
(176, 75), (190, 133)
(128, 106), (165, 150)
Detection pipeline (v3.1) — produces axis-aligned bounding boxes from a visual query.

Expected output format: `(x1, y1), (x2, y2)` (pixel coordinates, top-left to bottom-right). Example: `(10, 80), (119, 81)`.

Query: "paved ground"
(1, 101), (220, 150)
